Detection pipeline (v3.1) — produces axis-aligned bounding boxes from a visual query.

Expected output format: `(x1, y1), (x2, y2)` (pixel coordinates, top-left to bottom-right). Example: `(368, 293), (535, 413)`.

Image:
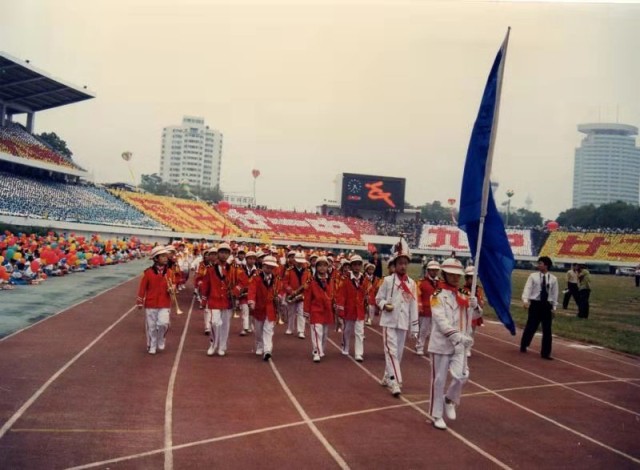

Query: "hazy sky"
(2, 0), (639, 219)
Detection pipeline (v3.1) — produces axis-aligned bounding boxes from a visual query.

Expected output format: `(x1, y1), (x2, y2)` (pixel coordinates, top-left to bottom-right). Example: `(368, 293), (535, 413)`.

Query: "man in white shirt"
(520, 256), (558, 360)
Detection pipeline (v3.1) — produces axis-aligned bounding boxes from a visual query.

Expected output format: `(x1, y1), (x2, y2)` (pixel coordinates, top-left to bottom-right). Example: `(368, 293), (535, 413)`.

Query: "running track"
(0, 277), (639, 469)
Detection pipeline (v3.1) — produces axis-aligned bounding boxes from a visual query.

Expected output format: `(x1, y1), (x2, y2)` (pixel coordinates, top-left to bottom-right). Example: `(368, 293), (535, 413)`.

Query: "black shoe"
(541, 356), (553, 360)
(263, 352), (272, 361)
(520, 347), (527, 353)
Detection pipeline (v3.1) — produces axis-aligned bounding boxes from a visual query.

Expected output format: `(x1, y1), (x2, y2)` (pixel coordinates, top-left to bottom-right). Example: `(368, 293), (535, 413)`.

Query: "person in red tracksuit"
(200, 243), (233, 357)
(283, 254), (311, 338)
(416, 260), (441, 356)
(234, 251), (259, 336)
(335, 255), (369, 362)
(195, 247), (217, 334)
(364, 263), (381, 326)
(136, 245), (172, 355)
(303, 256), (335, 363)
(248, 255), (280, 361)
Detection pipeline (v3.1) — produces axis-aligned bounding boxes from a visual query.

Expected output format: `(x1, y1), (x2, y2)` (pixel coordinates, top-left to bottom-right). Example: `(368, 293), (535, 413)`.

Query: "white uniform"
(375, 274), (419, 386)
(428, 287), (479, 420)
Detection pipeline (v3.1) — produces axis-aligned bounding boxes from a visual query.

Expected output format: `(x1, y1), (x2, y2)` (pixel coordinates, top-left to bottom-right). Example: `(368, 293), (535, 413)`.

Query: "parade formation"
(136, 238), (480, 431)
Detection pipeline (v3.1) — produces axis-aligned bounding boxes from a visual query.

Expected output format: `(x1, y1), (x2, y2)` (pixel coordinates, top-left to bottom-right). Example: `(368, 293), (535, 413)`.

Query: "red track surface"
(1, 277), (639, 469)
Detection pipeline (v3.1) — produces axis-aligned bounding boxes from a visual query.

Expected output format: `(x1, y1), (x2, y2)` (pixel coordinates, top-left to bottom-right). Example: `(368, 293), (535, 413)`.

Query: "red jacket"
(248, 271), (279, 322)
(303, 275), (334, 325)
(418, 277), (439, 318)
(200, 263), (232, 310)
(137, 265), (172, 309)
(336, 273), (369, 321)
(283, 266), (311, 301)
(194, 261), (209, 288)
(365, 274), (382, 306)
(234, 265), (258, 305)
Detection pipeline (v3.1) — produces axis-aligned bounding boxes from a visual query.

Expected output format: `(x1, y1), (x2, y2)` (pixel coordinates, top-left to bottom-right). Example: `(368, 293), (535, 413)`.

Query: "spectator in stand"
(635, 264), (640, 288)
(370, 251), (383, 278)
(562, 264), (580, 310)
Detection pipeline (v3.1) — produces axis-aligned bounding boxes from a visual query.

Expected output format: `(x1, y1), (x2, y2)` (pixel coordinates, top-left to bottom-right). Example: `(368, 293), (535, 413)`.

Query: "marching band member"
(303, 256), (334, 362)
(462, 266), (484, 357)
(309, 252), (319, 276)
(200, 242), (233, 357)
(336, 255), (369, 362)
(136, 245), (172, 355)
(428, 258), (478, 430)
(284, 253), (311, 338)
(248, 255), (280, 361)
(375, 240), (419, 397)
(364, 262), (381, 326)
(235, 250), (258, 336)
(416, 260), (440, 356)
(196, 247), (217, 334)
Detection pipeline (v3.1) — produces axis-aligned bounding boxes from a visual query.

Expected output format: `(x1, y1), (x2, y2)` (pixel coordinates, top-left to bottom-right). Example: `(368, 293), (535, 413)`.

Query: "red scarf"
(396, 274), (415, 299)
(438, 280), (469, 308)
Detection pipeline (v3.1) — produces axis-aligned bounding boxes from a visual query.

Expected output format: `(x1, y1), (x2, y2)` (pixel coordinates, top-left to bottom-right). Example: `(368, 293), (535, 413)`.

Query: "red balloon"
(546, 221), (559, 232)
(252, 169), (260, 179)
(217, 201), (231, 213)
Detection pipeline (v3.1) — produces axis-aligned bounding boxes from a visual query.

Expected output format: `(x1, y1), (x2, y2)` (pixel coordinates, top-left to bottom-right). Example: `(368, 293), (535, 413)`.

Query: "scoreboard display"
(340, 173), (406, 212)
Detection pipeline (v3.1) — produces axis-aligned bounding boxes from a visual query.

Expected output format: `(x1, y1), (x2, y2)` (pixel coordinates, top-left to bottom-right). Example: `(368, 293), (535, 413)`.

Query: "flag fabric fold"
(458, 31), (516, 335)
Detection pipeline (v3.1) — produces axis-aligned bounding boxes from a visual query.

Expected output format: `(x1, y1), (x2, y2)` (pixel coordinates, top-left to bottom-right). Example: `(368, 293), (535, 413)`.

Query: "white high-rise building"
(573, 123), (640, 208)
(159, 116), (223, 189)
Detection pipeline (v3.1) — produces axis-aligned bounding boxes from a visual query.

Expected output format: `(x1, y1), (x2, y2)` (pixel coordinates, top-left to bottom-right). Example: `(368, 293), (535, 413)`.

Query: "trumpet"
(166, 275), (184, 315)
(286, 276), (311, 303)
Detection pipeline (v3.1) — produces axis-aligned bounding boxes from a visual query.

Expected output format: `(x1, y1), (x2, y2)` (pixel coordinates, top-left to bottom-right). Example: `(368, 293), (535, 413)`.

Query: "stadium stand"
(539, 231), (640, 263)
(0, 172), (166, 229)
(114, 191), (243, 235)
(224, 207), (376, 245)
(0, 124), (83, 171)
(418, 224), (535, 256)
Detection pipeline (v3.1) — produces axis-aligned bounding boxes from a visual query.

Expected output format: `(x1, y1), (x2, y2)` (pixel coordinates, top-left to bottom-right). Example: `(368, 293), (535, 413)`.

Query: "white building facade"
(573, 123), (640, 208)
(160, 116), (223, 189)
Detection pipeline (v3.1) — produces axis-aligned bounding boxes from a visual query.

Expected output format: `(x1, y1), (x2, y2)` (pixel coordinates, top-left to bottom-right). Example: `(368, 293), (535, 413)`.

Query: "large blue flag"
(458, 31), (516, 335)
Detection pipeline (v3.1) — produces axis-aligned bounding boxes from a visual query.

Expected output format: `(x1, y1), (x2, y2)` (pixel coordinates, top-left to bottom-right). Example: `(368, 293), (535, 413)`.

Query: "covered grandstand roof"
(0, 51), (95, 114)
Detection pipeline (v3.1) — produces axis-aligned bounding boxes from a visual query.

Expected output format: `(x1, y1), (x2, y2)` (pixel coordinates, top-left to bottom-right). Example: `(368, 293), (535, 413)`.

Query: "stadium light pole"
(252, 169), (260, 207)
(506, 189), (515, 226)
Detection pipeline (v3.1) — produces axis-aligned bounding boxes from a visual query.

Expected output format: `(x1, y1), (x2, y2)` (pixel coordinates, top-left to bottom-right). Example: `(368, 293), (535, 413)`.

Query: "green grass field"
(408, 265), (640, 356)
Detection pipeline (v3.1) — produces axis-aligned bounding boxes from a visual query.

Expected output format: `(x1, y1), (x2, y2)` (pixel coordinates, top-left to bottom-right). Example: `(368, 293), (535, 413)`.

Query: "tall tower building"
(573, 123), (640, 208)
(159, 116), (223, 189)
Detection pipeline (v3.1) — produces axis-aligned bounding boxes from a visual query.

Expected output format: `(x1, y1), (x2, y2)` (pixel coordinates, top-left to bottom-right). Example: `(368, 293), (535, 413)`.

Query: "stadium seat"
(0, 172), (166, 229)
(0, 124), (83, 171)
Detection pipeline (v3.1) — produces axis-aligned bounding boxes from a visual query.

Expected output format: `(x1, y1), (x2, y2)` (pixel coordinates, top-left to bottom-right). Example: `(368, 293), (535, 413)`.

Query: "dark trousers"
(520, 300), (553, 358)
(635, 275), (640, 288)
(577, 289), (591, 319)
(562, 283), (579, 309)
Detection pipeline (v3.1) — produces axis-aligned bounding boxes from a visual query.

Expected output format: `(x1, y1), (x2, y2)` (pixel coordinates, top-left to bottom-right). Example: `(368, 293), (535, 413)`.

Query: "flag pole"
(471, 27), (511, 297)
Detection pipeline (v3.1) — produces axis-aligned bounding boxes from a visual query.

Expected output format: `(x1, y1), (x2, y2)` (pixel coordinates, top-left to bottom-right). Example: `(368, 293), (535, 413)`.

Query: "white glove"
(449, 332), (463, 346)
(469, 296), (478, 310)
(461, 334), (474, 348)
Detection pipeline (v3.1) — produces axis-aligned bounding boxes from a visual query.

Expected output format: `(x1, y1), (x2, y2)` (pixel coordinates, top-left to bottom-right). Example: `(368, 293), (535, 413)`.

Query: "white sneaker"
(380, 376), (390, 387)
(466, 350), (472, 358)
(285, 330), (293, 335)
(320, 352), (325, 358)
(366, 319), (372, 326)
(297, 332), (305, 339)
(239, 330), (247, 336)
(256, 349), (264, 356)
(416, 349), (424, 356)
(432, 417), (447, 430)
(207, 345), (215, 356)
(148, 347), (157, 355)
(313, 353), (321, 363)
(157, 340), (165, 351)
(445, 401), (457, 421)
(355, 355), (363, 362)
(390, 382), (401, 397)
(218, 350), (226, 357)
(341, 349), (349, 356)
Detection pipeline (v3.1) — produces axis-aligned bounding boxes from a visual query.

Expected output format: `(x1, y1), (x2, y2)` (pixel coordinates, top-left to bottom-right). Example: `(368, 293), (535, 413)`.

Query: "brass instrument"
(286, 275), (311, 304)
(166, 274), (184, 315)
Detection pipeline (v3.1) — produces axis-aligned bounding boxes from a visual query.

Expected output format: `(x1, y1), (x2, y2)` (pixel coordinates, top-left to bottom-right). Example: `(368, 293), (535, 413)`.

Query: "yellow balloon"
(86, 253), (93, 259)
(13, 252), (22, 260)
(0, 256), (3, 264)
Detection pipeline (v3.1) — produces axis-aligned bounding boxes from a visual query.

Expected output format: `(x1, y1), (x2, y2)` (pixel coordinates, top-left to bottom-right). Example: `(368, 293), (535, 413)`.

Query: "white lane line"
(0, 274), (140, 343)
(0, 306), (136, 440)
(475, 331), (640, 388)
(164, 297), (196, 470)
(365, 326), (640, 466)
(471, 346), (640, 416)
(326, 338), (512, 470)
(268, 359), (350, 469)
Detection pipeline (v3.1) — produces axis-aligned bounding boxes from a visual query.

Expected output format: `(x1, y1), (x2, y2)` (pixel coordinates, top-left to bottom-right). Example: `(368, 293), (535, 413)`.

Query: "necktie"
(540, 274), (548, 303)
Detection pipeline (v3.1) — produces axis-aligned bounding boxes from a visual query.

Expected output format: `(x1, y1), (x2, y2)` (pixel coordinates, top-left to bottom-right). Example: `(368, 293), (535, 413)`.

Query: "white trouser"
(204, 309), (212, 332)
(342, 319), (364, 357)
(240, 303), (251, 331)
(288, 302), (305, 334)
(367, 305), (377, 324)
(210, 309), (233, 353)
(145, 308), (170, 349)
(382, 327), (407, 384)
(310, 323), (329, 356)
(429, 349), (469, 419)
(416, 316), (432, 352)
(262, 320), (275, 354)
(254, 320), (265, 353)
